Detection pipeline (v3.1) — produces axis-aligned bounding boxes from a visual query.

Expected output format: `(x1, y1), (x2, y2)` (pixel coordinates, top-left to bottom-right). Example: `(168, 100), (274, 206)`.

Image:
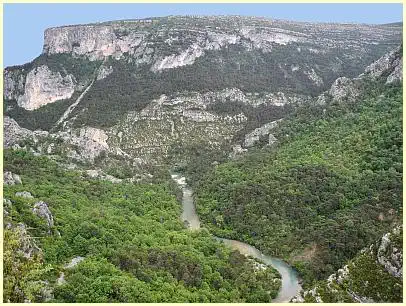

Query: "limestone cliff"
(17, 65), (76, 110)
(3, 16), (403, 172)
(4, 16), (401, 117)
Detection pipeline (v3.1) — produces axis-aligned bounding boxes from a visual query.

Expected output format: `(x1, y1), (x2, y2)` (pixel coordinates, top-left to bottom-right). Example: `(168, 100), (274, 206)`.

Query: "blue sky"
(4, 3), (403, 67)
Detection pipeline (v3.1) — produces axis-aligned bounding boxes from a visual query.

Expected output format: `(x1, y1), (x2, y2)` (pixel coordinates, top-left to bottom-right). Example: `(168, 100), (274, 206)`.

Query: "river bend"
(171, 173), (302, 303)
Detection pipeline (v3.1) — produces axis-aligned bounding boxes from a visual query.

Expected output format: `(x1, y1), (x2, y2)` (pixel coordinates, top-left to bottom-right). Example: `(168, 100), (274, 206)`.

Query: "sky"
(4, 3), (403, 67)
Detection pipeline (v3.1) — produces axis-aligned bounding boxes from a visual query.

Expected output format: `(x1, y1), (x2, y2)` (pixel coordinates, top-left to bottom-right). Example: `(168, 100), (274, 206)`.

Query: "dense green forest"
(3, 150), (280, 302)
(191, 81), (402, 286)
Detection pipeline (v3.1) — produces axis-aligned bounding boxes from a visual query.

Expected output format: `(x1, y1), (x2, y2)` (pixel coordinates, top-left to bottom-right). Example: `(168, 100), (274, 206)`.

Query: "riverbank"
(171, 173), (303, 302)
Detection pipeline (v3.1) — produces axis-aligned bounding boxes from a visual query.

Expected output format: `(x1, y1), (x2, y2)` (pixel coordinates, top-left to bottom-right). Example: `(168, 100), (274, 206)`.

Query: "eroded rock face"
(4, 198), (12, 218)
(4, 69), (26, 100)
(329, 77), (362, 102)
(4, 117), (35, 148)
(304, 68), (324, 86)
(32, 201), (54, 229)
(53, 126), (110, 162)
(96, 65), (113, 80)
(3, 114), (118, 164)
(151, 32), (239, 72)
(364, 45), (403, 84)
(13, 223), (42, 259)
(4, 171), (22, 185)
(376, 226), (403, 278)
(386, 60), (403, 84)
(323, 45), (402, 105)
(44, 25), (145, 60)
(152, 43), (204, 72)
(244, 120), (281, 147)
(17, 65), (75, 110)
(240, 26), (305, 51)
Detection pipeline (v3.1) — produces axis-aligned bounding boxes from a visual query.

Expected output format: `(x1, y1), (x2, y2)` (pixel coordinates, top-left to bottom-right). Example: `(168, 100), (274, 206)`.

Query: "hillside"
(3, 15), (403, 303)
(4, 16), (402, 166)
(3, 150), (281, 302)
(191, 48), (402, 299)
(293, 226), (402, 302)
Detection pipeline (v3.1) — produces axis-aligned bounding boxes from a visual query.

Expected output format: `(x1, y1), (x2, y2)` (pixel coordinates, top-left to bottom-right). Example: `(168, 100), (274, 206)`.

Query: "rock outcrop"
(4, 117), (37, 148)
(4, 198), (12, 218)
(363, 45), (403, 84)
(320, 44), (402, 104)
(293, 225), (403, 303)
(4, 171), (22, 185)
(15, 191), (34, 199)
(244, 120), (281, 147)
(32, 201), (54, 230)
(375, 226), (403, 278)
(96, 65), (113, 80)
(151, 32), (239, 72)
(328, 77), (362, 102)
(4, 69), (26, 100)
(17, 65), (76, 110)
(58, 127), (110, 162)
(12, 223), (42, 259)
(43, 24), (145, 60)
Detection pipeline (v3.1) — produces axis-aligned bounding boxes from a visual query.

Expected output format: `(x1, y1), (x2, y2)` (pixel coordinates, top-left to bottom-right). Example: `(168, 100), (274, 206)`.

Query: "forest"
(191, 80), (402, 287)
(3, 149), (281, 302)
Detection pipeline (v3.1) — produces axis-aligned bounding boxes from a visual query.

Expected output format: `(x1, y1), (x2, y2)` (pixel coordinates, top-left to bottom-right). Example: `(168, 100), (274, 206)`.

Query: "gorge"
(3, 15), (403, 303)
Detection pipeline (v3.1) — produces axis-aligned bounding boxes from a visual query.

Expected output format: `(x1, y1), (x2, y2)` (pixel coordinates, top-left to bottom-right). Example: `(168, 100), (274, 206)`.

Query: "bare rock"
(32, 201), (54, 229)
(15, 191), (34, 199)
(4, 198), (12, 217)
(96, 65), (113, 80)
(386, 60), (402, 84)
(244, 119), (281, 147)
(43, 25), (145, 60)
(3, 117), (34, 148)
(364, 45), (402, 84)
(14, 223), (42, 259)
(4, 171), (22, 185)
(329, 77), (362, 102)
(269, 134), (277, 145)
(376, 226), (403, 278)
(151, 32), (239, 72)
(229, 144), (248, 159)
(4, 69), (26, 100)
(17, 65), (76, 110)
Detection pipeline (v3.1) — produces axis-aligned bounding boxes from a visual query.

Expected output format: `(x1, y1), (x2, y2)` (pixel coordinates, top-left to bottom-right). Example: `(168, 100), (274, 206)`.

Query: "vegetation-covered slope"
(193, 81), (402, 289)
(3, 150), (280, 303)
(297, 226), (403, 303)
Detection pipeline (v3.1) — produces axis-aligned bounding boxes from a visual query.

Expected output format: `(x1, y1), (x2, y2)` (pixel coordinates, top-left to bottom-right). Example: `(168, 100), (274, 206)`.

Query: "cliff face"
(43, 25), (145, 60)
(3, 16), (403, 166)
(5, 16), (401, 114)
(17, 65), (76, 110)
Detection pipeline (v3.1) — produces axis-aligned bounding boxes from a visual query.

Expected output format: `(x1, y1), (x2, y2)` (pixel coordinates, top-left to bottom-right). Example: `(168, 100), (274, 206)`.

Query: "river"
(171, 173), (302, 303)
